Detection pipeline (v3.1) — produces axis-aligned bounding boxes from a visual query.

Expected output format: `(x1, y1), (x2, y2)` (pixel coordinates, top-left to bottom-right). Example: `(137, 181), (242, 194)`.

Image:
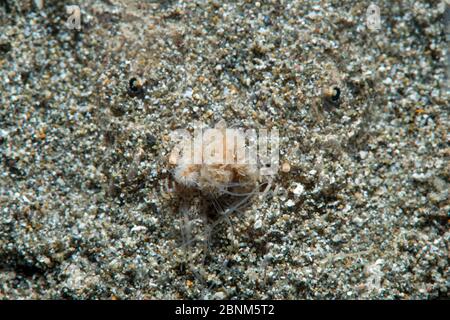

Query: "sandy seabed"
(0, 0), (448, 299)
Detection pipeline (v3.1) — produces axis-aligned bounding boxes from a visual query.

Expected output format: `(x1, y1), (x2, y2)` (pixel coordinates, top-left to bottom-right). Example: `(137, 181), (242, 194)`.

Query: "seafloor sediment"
(0, 0), (448, 299)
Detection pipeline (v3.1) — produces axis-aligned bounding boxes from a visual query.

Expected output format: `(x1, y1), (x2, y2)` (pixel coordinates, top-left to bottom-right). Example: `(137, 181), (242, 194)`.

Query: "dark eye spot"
(128, 77), (144, 97)
(331, 87), (340, 102)
(129, 78), (139, 90)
